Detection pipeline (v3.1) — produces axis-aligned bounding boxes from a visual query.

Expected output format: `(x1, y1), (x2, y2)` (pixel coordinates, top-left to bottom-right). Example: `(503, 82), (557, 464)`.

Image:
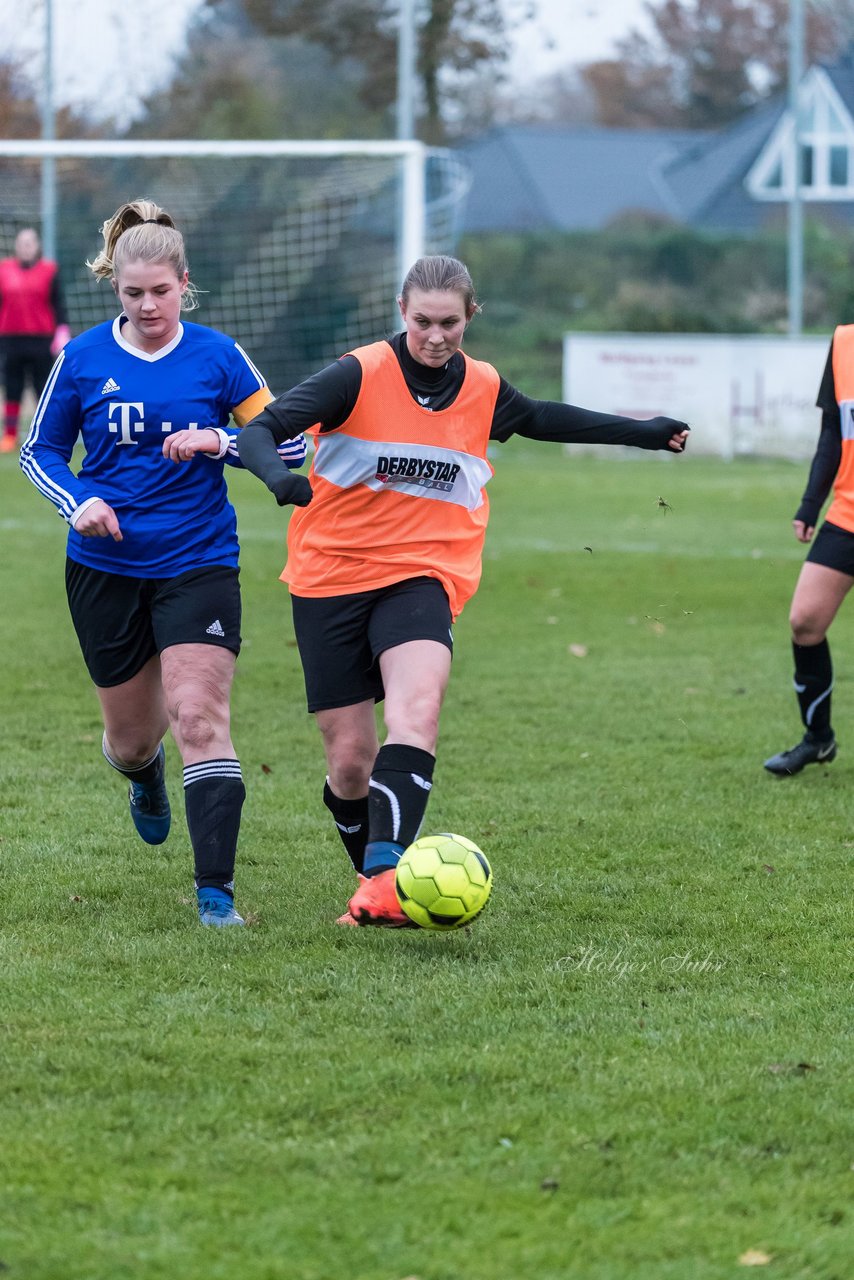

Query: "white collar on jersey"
(112, 315), (184, 361)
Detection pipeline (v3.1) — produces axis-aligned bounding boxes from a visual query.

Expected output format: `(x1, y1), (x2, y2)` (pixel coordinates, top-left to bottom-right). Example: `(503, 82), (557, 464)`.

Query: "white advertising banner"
(563, 332), (830, 459)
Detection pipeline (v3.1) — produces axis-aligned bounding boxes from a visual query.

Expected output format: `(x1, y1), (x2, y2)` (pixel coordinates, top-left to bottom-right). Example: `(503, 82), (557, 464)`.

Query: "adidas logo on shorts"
(205, 619), (225, 637)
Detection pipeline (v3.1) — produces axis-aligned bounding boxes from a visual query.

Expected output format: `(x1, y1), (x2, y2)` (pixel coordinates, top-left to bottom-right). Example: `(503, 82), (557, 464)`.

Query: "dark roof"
(658, 95), (787, 230)
(458, 125), (706, 233)
(456, 50), (854, 235)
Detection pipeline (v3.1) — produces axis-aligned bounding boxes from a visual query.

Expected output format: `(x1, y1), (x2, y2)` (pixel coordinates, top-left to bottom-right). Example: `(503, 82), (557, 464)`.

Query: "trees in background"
(460, 222), (854, 400)
(0, 0), (531, 143)
(210, 0), (531, 142)
(6, 0), (854, 141)
(130, 1), (388, 140)
(582, 0), (853, 130)
(0, 60), (42, 137)
(0, 56), (104, 139)
(448, 65), (597, 136)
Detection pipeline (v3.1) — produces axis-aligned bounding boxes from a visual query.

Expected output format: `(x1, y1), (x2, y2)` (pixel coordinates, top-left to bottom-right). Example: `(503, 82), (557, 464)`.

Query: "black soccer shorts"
(805, 520), (854, 577)
(290, 575), (454, 712)
(65, 560), (241, 687)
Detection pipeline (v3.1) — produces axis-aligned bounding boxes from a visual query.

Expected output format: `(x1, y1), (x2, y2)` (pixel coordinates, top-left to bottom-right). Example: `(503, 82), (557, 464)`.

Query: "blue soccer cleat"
(128, 743), (171, 844)
(197, 887), (245, 928)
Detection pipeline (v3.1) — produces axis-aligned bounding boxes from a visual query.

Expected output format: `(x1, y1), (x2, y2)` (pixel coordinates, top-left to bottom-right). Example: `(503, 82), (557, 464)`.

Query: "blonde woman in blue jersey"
(20, 198), (307, 927)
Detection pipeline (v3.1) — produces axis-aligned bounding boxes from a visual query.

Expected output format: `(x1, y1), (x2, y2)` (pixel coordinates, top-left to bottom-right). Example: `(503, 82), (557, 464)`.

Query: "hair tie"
(141, 218), (160, 224)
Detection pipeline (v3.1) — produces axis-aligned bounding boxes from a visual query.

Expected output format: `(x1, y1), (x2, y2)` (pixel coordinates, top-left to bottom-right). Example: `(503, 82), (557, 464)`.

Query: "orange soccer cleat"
(335, 874), (365, 926)
(0, 435), (18, 453)
(347, 867), (413, 928)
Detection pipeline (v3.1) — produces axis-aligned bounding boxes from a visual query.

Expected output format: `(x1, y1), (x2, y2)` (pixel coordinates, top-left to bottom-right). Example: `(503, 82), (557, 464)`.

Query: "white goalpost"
(0, 138), (471, 393)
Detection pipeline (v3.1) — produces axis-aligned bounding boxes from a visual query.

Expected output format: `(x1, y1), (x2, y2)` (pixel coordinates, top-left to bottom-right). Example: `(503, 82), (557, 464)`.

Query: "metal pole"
(400, 143), (426, 281)
(40, 0), (57, 259)
(787, 0), (804, 336)
(396, 0), (416, 140)
(394, 0), (419, 321)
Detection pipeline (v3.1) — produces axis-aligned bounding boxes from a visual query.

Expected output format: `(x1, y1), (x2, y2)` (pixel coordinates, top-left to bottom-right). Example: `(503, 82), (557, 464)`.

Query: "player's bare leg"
(97, 655), (171, 844)
(765, 562), (854, 775)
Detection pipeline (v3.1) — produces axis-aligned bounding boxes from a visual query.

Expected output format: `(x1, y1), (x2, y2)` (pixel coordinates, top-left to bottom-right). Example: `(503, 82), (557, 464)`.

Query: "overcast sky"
(505, 0), (649, 78)
(0, 0), (650, 126)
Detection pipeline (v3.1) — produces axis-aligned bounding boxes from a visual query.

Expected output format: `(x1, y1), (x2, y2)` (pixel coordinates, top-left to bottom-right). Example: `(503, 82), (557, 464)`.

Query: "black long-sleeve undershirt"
(795, 409), (841, 527)
(793, 340), (843, 527)
(237, 332), (688, 495)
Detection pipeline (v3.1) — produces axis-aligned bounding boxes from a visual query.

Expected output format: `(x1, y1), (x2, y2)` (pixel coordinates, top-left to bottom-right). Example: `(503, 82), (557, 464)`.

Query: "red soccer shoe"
(347, 867), (413, 927)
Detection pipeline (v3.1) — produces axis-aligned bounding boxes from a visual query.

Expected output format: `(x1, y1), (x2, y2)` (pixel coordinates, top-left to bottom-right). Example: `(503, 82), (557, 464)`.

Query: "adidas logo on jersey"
(101, 377), (121, 394)
(205, 619), (225, 637)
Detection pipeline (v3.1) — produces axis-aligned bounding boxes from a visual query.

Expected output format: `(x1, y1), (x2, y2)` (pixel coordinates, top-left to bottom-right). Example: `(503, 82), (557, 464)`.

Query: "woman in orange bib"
(238, 256), (689, 925)
(764, 326), (854, 776)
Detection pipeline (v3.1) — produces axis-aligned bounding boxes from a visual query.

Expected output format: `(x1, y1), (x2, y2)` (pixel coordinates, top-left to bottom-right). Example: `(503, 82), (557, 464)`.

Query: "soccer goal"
(0, 139), (471, 393)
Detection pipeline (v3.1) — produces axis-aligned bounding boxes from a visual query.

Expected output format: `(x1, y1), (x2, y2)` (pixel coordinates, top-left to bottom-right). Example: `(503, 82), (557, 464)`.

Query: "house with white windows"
(458, 49), (854, 234)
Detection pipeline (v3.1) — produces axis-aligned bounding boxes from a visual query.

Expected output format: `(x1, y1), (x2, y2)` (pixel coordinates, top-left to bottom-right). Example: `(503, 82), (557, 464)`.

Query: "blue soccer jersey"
(21, 317), (305, 577)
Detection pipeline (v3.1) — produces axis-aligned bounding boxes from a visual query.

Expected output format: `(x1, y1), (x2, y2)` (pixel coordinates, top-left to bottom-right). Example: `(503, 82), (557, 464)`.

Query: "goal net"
(0, 140), (471, 393)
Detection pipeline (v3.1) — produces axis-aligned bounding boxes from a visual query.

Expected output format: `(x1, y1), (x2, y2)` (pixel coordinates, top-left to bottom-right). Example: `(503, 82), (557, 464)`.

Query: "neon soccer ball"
(395, 833), (493, 931)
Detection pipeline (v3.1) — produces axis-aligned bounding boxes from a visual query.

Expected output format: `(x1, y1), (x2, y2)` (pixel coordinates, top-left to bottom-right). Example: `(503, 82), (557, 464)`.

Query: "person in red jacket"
(0, 227), (70, 452)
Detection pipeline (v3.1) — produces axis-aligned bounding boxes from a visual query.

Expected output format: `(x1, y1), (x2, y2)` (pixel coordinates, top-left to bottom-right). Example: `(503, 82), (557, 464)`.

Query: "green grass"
(2, 444), (853, 1280)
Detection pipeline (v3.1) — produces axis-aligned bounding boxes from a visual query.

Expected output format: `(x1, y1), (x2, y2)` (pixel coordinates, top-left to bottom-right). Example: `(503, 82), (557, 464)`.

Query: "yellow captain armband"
(231, 386), (274, 428)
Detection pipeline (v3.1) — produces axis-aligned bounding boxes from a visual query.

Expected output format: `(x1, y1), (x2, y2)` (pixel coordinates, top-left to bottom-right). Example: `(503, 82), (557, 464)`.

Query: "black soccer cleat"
(763, 733), (837, 777)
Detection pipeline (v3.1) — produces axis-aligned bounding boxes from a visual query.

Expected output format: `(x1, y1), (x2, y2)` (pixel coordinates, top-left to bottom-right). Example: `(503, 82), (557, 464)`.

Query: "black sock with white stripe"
(793, 639), (834, 740)
(323, 779), (369, 874)
(364, 743), (435, 878)
(102, 734), (163, 784)
(183, 759), (245, 894)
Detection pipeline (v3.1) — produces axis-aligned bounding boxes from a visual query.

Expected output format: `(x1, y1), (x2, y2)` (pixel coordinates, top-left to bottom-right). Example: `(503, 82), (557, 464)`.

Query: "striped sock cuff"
(102, 733), (161, 776)
(183, 758), (243, 788)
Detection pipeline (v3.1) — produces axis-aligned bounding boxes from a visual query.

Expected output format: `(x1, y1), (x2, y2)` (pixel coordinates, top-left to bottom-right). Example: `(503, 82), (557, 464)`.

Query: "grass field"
(1, 442), (852, 1280)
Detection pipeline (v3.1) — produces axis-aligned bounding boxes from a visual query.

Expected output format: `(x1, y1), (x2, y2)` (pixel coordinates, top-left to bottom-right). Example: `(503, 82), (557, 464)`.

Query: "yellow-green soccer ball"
(395, 833), (493, 930)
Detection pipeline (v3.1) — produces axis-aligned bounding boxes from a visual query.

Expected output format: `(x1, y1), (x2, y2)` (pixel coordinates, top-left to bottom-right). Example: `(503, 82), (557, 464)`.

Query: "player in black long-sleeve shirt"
(238, 254), (690, 926)
(764, 334), (854, 776)
(241, 328), (688, 462)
